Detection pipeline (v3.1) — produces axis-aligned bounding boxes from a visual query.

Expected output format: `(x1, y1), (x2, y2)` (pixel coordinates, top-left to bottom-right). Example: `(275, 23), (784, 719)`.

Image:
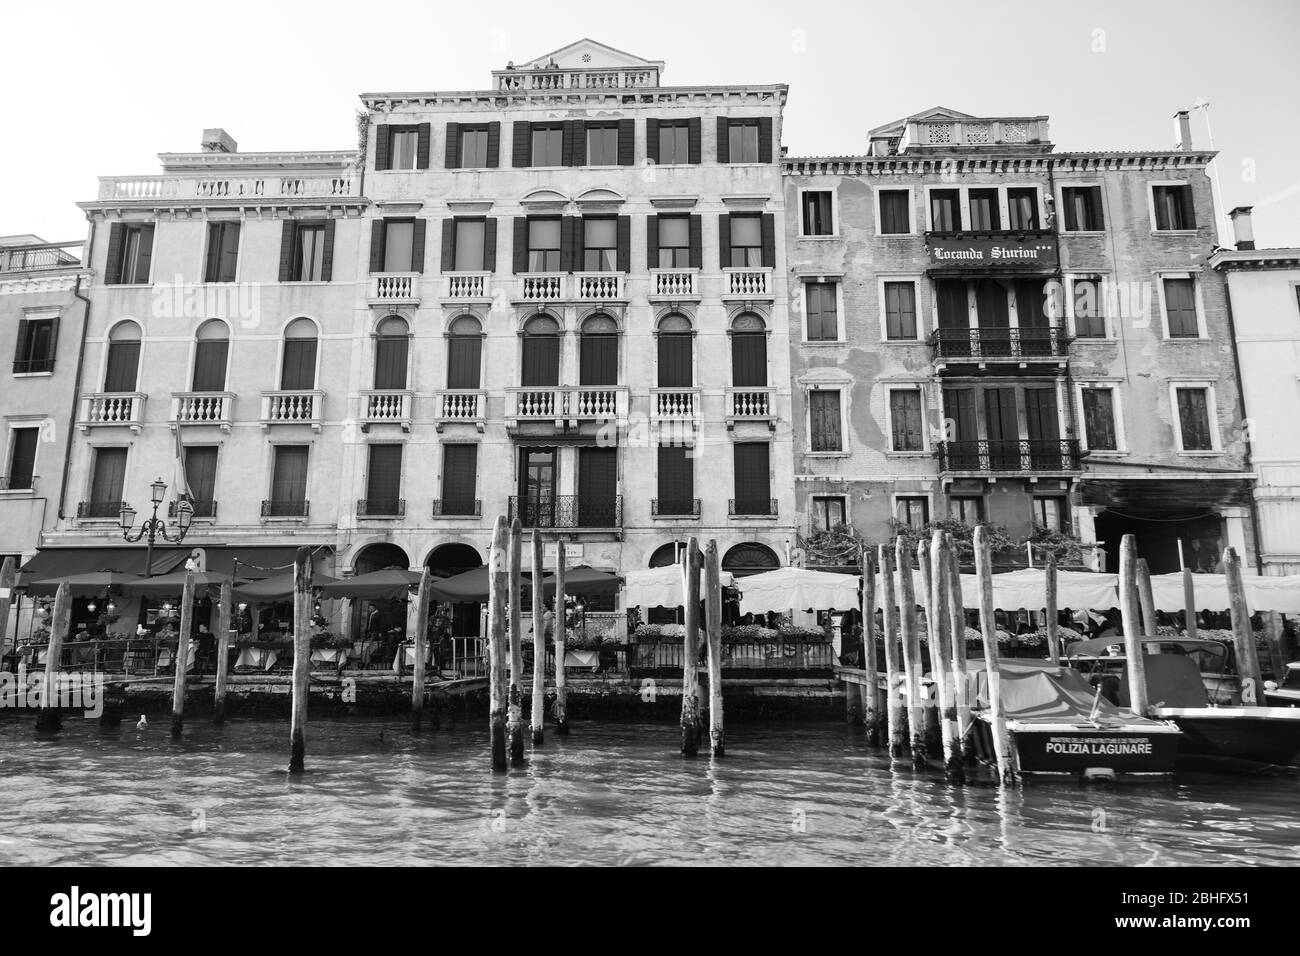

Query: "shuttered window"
(936, 280), (969, 329)
(729, 215), (762, 267)
(1081, 388), (1118, 451)
(586, 125), (619, 165)
(191, 340), (228, 391)
(1176, 388), (1213, 451)
(106, 223), (153, 285)
(1007, 188), (1039, 231)
(726, 120), (761, 163)
(527, 219), (562, 272)
(530, 126), (564, 167)
(1072, 275), (1107, 337)
(13, 317), (57, 373)
(656, 216), (690, 268)
(1163, 277), (1200, 337)
(583, 218), (617, 271)
(365, 444), (402, 509)
(884, 281), (917, 339)
(969, 189), (1000, 231)
(184, 447), (218, 514)
(889, 390), (923, 452)
(801, 191), (833, 236)
(6, 427), (38, 490)
(730, 331), (767, 387)
(447, 327), (482, 389)
(104, 341), (140, 392)
(89, 447), (127, 508)
(373, 329), (408, 390)
(383, 220), (414, 272)
(1015, 280), (1049, 329)
(578, 448), (618, 526)
(441, 445), (478, 513)
(459, 126), (491, 167)
(204, 222), (240, 283)
(732, 443), (770, 513)
(297, 223), (328, 281)
(1153, 184), (1196, 230)
(878, 190), (911, 235)
(454, 219), (485, 271)
(930, 189), (960, 231)
(580, 334), (618, 386)
(1024, 388), (1060, 441)
(657, 332), (692, 387)
(521, 334), (560, 387)
(271, 446), (309, 506)
(805, 282), (838, 341)
(656, 122), (691, 165)
(280, 320), (318, 390)
(389, 129), (418, 169)
(975, 280), (1010, 329)
(656, 444), (694, 514)
(809, 390), (843, 452)
(943, 388), (977, 442)
(1062, 186), (1105, 232)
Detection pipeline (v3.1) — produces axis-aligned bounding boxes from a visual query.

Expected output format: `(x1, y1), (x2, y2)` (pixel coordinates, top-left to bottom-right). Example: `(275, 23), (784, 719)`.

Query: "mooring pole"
(0, 556), (15, 662)
(170, 569), (195, 737)
(530, 530), (546, 745)
(879, 545), (905, 757)
(289, 547), (311, 773)
(507, 518), (525, 766)
(1045, 552), (1060, 665)
(703, 539), (724, 757)
(1224, 546), (1264, 706)
(975, 526), (1015, 784)
(1182, 567), (1199, 640)
(411, 566), (431, 731)
(1117, 535), (1149, 715)
(35, 581), (71, 732)
(930, 531), (963, 782)
(916, 540), (941, 756)
(680, 536), (702, 757)
(945, 539), (972, 762)
(896, 537), (926, 769)
(1136, 558), (1159, 638)
(213, 579), (232, 726)
(554, 539), (568, 736)
(488, 516), (509, 769)
(862, 548), (880, 745)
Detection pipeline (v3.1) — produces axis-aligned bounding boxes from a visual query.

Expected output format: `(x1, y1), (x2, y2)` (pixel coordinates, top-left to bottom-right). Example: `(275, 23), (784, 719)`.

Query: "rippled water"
(1, 717), (1297, 866)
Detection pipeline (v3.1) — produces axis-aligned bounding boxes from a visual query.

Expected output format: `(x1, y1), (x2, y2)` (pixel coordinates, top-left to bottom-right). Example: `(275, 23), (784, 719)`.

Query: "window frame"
(924, 184), (1044, 233)
(876, 187), (915, 237)
(277, 317), (321, 392)
(86, 444), (131, 515)
(1032, 495), (1070, 533)
(203, 219), (243, 284)
(886, 385), (929, 455)
(810, 495), (848, 532)
(1064, 273), (1113, 340)
(1074, 381), (1127, 455)
(585, 123), (620, 167)
(801, 279), (843, 344)
(656, 121), (691, 166)
(728, 213), (763, 268)
(948, 494), (985, 525)
(1168, 380), (1221, 455)
(526, 217), (563, 273)
(457, 124), (491, 169)
(581, 216), (618, 273)
(267, 442), (311, 510)
(656, 215), (691, 269)
(530, 125), (565, 168)
(1156, 272), (1208, 340)
(797, 187), (837, 238)
(878, 276), (923, 342)
(893, 494), (931, 530)
(389, 127), (420, 170)
(13, 311), (59, 375)
(3, 423), (42, 492)
(452, 217), (488, 273)
(1056, 182), (1106, 234)
(1148, 181), (1197, 233)
(726, 120), (761, 164)
(804, 385), (847, 456)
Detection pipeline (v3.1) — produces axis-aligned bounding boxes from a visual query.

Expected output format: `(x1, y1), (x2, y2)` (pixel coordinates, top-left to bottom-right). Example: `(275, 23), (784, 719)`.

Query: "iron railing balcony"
(13, 357), (55, 374)
(508, 495), (623, 530)
(431, 499), (482, 518)
(262, 499), (310, 518)
(651, 498), (701, 518)
(930, 327), (1068, 363)
(170, 499), (217, 519)
(729, 498), (778, 517)
(77, 500), (127, 519)
(937, 439), (1083, 474)
(357, 498), (405, 518)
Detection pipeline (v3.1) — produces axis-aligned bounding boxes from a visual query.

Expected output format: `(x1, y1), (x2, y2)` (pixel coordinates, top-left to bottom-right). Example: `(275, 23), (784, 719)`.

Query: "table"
(310, 647), (349, 666)
(393, 644), (431, 670)
(235, 646), (278, 671)
(157, 642), (197, 670)
(564, 649), (600, 669)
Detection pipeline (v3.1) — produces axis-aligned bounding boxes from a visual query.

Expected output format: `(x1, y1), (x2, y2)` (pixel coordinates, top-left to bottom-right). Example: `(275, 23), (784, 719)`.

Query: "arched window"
(579, 313), (618, 386)
(374, 316), (409, 390)
(521, 314), (560, 388)
(447, 315), (483, 390)
(657, 312), (693, 388)
(281, 318), (318, 389)
(648, 542), (685, 568)
(191, 319), (230, 392)
(104, 320), (142, 392)
(730, 312), (767, 387)
(722, 542), (780, 577)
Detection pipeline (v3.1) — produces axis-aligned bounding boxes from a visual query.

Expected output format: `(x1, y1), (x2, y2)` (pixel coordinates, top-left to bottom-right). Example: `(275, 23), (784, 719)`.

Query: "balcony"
(172, 392), (235, 431)
(79, 393), (146, 433)
(434, 389), (487, 432)
(493, 67), (659, 92)
(931, 328), (1068, 373)
(432, 499), (482, 518)
(573, 272), (625, 301)
(649, 269), (698, 299)
(651, 498), (701, 519)
(368, 272), (420, 305)
(508, 495), (623, 531)
(723, 268), (773, 299)
(96, 173), (359, 202)
(518, 273), (565, 302)
(262, 499), (310, 519)
(77, 500), (127, 520)
(897, 117), (1052, 154)
(357, 498), (405, 518)
(725, 387), (776, 430)
(507, 386), (629, 429)
(650, 388), (700, 425)
(443, 272), (492, 300)
(170, 499), (217, 520)
(0, 240), (81, 275)
(260, 390), (323, 430)
(937, 439), (1083, 476)
(729, 498), (778, 518)
(360, 390), (413, 431)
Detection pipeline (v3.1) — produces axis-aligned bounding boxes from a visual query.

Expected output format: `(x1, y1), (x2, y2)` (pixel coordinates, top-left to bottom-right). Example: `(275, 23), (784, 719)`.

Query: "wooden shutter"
(1177, 389), (1212, 450)
(716, 118), (730, 163)
(321, 219), (335, 282)
(374, 126), (390, 171)
(366, 444), (403, 503)
(134, 224), (154, 284)
(204, 224), (221, 282)
(374, 335), (408, 389)
(976, 279), (1010, 328)
(1082, 390), (1116, 450)
(617, 118), (635, 166)
(1025, 388), (1060, 441)
(566, 120), (586, 167)
(657, 445), (693, 505)
(442, 445), (478, 506)
(886, 282), (917, 339)
(191, 340), (228, 391)
(414, 123), (431, 169)
(687, 118), (701, 164)
(486, 122), (500, 168)
(513, 217), (528, 273)
(105, 223), (125, 284)
(688, 215), (702, 269)
(580, 335), (618, 386)
(760, 213), (775, 268)
(936, 280), (968, 329)
(943, 388), (977, 441)
(91, 448), (128, 505)
(1178, 186), (1196, 229)
(1016, 280), (1048, 328)
(811, 391), (843, 451)
(512, 121), (531, 168)
(447, 335), (482, 389)
(718, 214), (731, 270)
(104, 342), (140, 392)
(805, 284), (825, 340)
(369, 220), (385, 273)
(758, 117), (773, 163)
(521, 335), (560, 387)
(272, 446), (309, 505)
(443, 123), (460, 169)
(645, 118), (660, 165)
(616, 216), (631, 273)
(184, 447), (218, 504)
(889, 391), (921, 451)
(1164, 278), (1198, 336)
(560, 217), (577, 273)
(13, 319), (30, 366)
(731, 332), (766, 387)
(984, 388), (1018, 442)
(411, 219), (426, 273)
(657, 333), (692, 387)
(1088, 187), (1105, 231)
(281, 338), (317, 389)
(732, 443), (770, 507)
(278, 221), (295, 281)
(441, 220), (456, 272)
(646, 215), (659, 270)
(483, 218), (497, 272)
(578, 447), (617, 505)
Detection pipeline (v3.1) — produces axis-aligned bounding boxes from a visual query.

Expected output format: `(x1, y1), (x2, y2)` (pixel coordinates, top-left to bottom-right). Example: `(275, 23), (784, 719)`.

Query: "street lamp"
(120, 476), (194, 576)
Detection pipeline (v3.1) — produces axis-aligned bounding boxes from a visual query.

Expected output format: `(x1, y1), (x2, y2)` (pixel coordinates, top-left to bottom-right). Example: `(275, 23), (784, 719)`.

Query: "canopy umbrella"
(123, 570), (240, 597)
(624, 565), (736, 609)
(868, 569), (1119, 612)
(1147, 572), (1300, 615)
(317, 567), (422, 601)
(233, 570), (340, 602)
(542, 565), (622, 598)
(426, 566), (491, 603)
(25, 571), (145, 597)
(737, 567), (861, 615)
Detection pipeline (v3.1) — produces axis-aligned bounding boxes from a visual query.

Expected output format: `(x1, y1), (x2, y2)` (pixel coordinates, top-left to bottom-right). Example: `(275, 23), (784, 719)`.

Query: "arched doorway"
(723, 542), (781, 625)
(354, 542), (409, 575)
(426, 543), (484, 640)
(648, 542), (686, 568)
(351, 543), (410, 651)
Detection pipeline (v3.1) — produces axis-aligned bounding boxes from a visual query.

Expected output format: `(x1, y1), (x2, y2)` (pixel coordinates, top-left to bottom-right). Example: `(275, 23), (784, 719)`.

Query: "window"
(936, 279), (970, 331)
(889, 389), (924, 452)
(531, 126), (564, 167)
(191, 320), (229, 392)
(1080, 387), (1118, 451)
(106, 223), (153, 285)
(896, 496), (929, 529)
(373, 316), (409, 390)
(727, 121), (760, 163)
(104, 321), (141, 392)
(730, 314), (767, 387)
(204, 221), (240, 282)
(87, 447), (127, 516)
(453, 219), (486, 272)
(1033, 496), (1067, 531)
(1176, 387), (1214, 451)
(805, 282), (839, 341)
(950, 495), (983, 525)
(930, 189), (960, 231)
(656, 445), (695, 516)
(809, 390), (843, 452)
(1163, 277), (1200, 338)
(657, 122), (690, 165)
(1007, 187), (1039, 231)
(657, 315), (693, 387)
(579, 315), (618, 386)
(878, 189), (911, 235)
(811, 496), (847, 532)
(269, 446), (309, 515)
(729, 215), (762, 267)
(657, 216), (690, 268)
(446, 315), (482, 389)
(586, 124), (618, 165)
(732, 442), (772, 515)
(390, 129), (419, 170)
(1153, 184), (1196, 230)
(527, 219), (561, 272)
(969, 188), (1000, 231)
(583, 218), (617, 272)
(13, 316), (57, 374)
(801, 191), (833, 236)
(364, 444), (403, 514)
(1061, 186), (1104, 232)
(382, 220), (415, 273)
(884, 281), (917, 340)
(290, 223), (327, 281)
(521, 315), (560, 387)
(1071, 275), (1107, 338)
(459, 126), (490, 168)
(441, 445), (478, 515)
(5, 427), (38, 490)
(183, 446), (218, 517)
(280, 318), (318, 390)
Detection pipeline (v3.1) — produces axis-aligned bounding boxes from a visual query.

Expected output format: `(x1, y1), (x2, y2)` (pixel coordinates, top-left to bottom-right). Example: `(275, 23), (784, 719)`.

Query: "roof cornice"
(1209, 248), (1300, 270)
(782, 150), (1218, 175)
(360, 84), (788, 112)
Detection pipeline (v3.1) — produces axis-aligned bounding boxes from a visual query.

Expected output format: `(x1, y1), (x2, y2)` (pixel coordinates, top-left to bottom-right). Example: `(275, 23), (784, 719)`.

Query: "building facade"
(784, 107), (1254, 573)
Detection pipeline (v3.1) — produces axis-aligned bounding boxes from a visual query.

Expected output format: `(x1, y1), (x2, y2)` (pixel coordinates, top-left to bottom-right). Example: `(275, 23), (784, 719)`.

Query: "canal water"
(1, 718), (1297, 866)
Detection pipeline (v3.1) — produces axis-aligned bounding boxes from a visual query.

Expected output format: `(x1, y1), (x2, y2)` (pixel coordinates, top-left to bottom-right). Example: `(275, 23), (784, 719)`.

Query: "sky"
(3, 0), (1298, 246)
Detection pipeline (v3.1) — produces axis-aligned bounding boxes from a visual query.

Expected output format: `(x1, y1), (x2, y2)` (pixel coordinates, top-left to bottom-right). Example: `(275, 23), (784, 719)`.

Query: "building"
(783, 107), (1254, 573)
(1210, 207), (1300, 574)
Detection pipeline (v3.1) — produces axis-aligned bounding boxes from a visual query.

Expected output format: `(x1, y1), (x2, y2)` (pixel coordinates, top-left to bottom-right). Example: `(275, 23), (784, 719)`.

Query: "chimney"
(1229, 206), (1255, 250)
(200, 128), (237, 153)
(1173, 110), (1192, 150)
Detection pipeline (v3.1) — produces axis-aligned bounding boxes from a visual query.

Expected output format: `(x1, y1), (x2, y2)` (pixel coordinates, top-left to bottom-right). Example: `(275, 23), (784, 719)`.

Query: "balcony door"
(519, 448), (556, 527)
(1025, 387), (1061, 468)
(935, 280), (970, 356)
(521, 315), (560, 388)
(579, 315), (618, 387)
(731, 315), (767, 388)
(104, 321), (141, 392)
(191, 320), (229, 392)
(975, 280), (1011, 356)
(983, 387), (1019, 470)
(943, 387), (979, 470)
(373, 316), (409, 390)
(578, 447), (617, 527)
(733, 442), (771, 515)
(281, 318), (318, 390)
(1015, 279), (1051, 355)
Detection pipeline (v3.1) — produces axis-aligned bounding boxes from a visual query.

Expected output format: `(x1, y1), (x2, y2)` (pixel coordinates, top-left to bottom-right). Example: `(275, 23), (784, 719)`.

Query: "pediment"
(519, 38), (664, 72)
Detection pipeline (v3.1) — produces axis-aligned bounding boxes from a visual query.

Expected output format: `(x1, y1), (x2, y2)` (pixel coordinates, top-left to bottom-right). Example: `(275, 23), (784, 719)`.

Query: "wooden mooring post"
(554, 539), (568, 735)
(896, 537), (926, 770)
(170, 569), (196, 737)
(879, 545), (905, 758)
(1117, 535), (1149, 715)
(410, 566), (431, 730)
(1224, 546), (1264, 705)
(861, 548), (880, 745)
(916, 540), (942, 756)
(1136, 558), (1159, 638)
(507, 518), (525, 766)
(975, 526), (1015, 784)
(488, 516), (509, 769)
(530, 530), (546, 745)
(0, 556), (15, 662)
(35, 581), (71, 732)
(680, 536), (702, 757)
(1182, 567), (1199, 640)
(289, 547), (311, 773)
(213, 580), (232, 725)
(1044, 552), (1060, 665)
(929, 531), (964, 782)
(704, 539), (724, 758)
(945, 537), (972, 763)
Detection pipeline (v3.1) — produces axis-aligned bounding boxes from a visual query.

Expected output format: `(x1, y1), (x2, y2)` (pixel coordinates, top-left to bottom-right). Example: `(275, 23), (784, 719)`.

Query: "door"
(519, 448), (556, 527)
(975, 280), (1011, 356)
(730, 332), (767, 387)
(184, 447), (218, 516)
(983, 387), (1020, 470)
(1024, 387), (1061, 469)
(1015, 279), (1051, 356)
(578, 447), (617, 527)
(521, 336), (560, 387)
(579, 335), (618, 387)
(732, 442), (771, 515)
(935, 280), (970, 356)
(657, 333), (692, 387)
(89, 448), (127, 514)
(441, 445), (478, 515)
(365, 444), (403, 514)
(271, 446), (309, 514)
(943, 387), (979, 470)
(104, 342), (140, 392)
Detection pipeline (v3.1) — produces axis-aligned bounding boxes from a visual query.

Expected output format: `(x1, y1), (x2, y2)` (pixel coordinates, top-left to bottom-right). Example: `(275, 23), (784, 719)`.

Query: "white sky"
(3, 0), (1298, 246)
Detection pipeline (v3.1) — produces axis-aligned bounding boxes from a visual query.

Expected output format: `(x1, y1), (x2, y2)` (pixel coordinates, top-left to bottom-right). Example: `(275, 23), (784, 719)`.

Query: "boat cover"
(968, 660), (1166, 726)
(1118, 654), (1210, 709)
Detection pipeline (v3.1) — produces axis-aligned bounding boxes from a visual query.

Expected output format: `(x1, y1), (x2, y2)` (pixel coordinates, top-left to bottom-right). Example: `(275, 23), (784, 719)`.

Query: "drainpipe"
(57, 220), (95, 524)
(1219, 274), (1266, 572)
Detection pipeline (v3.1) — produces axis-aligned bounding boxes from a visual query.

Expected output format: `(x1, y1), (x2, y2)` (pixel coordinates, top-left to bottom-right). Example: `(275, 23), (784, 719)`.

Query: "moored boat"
(1264, 663), (1300, 708)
